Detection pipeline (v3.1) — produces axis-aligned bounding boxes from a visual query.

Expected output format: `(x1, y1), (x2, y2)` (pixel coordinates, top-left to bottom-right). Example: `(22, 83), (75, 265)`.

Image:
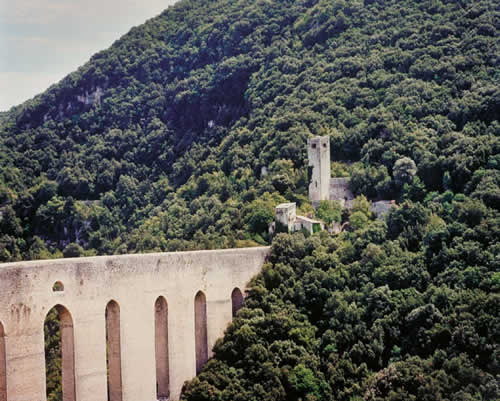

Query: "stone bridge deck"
(0, 246), (270, 401)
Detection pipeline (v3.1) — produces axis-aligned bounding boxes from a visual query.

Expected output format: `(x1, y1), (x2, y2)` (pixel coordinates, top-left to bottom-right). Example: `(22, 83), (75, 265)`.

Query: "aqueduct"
(0, 246), (269, 401)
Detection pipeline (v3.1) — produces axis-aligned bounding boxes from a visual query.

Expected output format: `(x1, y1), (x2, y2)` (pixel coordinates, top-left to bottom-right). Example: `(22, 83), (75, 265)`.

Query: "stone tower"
(308, 136), (330, 203)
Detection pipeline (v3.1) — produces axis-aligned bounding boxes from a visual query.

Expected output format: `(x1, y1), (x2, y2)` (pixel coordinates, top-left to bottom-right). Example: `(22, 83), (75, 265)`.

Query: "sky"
(0, 0), (178, 111)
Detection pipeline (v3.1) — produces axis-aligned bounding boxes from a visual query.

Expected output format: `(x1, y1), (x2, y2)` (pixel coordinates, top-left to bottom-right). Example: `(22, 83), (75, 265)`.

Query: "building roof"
(370, 200), (396, 218)
(296, 215), (321, 224)
(330, 177), (350, 185)
(276, 202), (296, 209)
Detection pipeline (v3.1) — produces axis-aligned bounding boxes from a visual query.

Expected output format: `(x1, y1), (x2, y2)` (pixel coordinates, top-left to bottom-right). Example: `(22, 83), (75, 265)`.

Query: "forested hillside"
(183, 230), (499, 400)
(0, 0), (498, 260)
(1, 0), (499, 399)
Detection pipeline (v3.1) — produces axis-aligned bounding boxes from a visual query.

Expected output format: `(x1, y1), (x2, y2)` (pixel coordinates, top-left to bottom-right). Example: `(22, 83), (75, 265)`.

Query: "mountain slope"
(182, 230), (499, 401)
(0, 0), (498, 260)
(1, 0), (499, 400)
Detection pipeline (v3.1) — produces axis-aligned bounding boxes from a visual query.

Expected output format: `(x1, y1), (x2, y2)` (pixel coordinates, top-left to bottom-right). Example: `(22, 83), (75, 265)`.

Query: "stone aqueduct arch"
(231, 288), (244, 318)
(44, 304), (76, 401)
(0, 247), (269, 401)
(105, 300), (122, 401)
(0, 321), (6, 401)
(154, 296), (169, 399)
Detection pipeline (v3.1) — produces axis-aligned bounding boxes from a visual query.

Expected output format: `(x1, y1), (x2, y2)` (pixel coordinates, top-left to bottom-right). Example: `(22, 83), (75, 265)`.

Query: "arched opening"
(0, 322), (6, 401)
(44, 305), (76, 401)
(52, 281), (64, 292)
(154, 297), (169, 400)
(194, 291), (208, 374)
(231, 288), (244, 318)
(105, 301), (122, 401)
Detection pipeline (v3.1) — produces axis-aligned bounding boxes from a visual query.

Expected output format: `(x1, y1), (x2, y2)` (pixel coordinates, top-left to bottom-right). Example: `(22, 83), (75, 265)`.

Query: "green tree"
(315, 200), (342, 225)
(63, 243), (84, 258)
(394, 157), (417, 188)
(349, 210), (369, 230)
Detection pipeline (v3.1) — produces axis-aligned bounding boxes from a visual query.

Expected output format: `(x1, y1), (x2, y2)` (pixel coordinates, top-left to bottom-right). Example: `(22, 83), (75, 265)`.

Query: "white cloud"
(2, 0), (169, 24)
(0, 0), (178, 110)
(0, 71), (65, 110)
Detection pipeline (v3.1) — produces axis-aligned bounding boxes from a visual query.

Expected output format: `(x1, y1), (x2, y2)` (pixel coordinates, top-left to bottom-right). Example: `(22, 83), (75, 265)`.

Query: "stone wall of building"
(307, 136), (331, 202)
(275, 203), (297, 232)
(0, 247), (269, 401)
(329, 177), (354, 205)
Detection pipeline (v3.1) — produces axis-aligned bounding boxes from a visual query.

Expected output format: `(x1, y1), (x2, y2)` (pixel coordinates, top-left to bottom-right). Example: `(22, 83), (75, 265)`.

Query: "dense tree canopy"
(0, 0), (498, 260)
(0, 1), (499, 398)
(183, 220), (499, 400)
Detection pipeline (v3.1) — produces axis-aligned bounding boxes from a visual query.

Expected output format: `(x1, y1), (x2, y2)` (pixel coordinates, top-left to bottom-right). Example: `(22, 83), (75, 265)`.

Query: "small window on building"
(53, 281), (64, 292)
(311, 143), (317, 149)
(315, 181), (318, 188)
(323, 143), (327, 148)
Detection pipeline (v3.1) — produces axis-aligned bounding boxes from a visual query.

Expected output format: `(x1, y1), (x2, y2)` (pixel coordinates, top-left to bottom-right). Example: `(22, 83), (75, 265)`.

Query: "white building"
(307, 136), (355, 207)
(308, 136), (331, 202)
(274, 203), (297, 232)
(307, 136), (395, 218)
(272, 202), (324, 235)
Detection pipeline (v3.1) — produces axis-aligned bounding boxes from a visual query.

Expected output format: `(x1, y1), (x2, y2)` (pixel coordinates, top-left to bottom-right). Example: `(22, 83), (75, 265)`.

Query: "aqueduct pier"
(0, 246), (270, 401)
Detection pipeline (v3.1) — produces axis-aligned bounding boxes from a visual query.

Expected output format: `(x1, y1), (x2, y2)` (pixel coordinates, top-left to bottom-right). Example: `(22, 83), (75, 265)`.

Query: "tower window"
(311, 143), (316, 149)
(323, 143), (327, 148)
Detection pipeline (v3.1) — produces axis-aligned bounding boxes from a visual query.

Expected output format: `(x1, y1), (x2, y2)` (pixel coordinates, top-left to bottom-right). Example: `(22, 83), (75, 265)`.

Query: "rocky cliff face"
(77, 86), (104, 106)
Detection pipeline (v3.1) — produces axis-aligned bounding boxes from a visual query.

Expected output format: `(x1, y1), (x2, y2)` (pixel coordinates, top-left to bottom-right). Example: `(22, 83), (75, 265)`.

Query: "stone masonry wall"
(0, 247), (269, 401)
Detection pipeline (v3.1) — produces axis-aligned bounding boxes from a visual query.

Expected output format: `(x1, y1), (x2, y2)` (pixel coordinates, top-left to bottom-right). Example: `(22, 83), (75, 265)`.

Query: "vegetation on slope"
(183, 225), (499, 400)
(0, 0), (498, 399)
(0, 0), (498, 260)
